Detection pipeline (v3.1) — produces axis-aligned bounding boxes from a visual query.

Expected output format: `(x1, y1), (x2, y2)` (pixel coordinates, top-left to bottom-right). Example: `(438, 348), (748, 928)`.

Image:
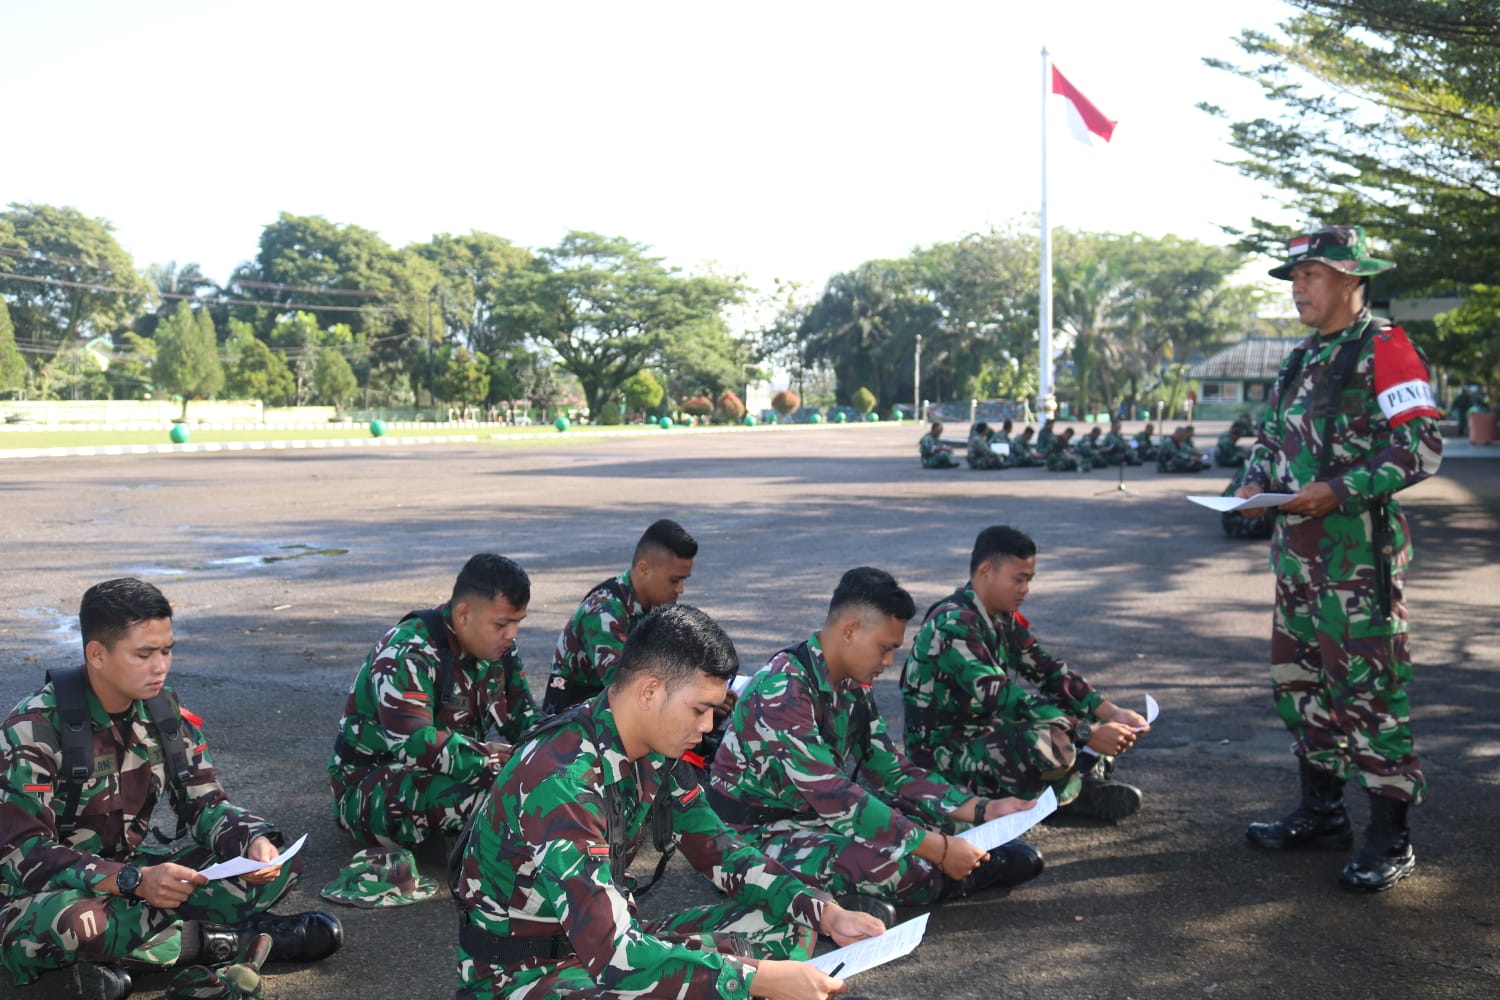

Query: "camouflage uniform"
(966, 430), (1002, 470)
(0, 676), (295, 986)
(920, 433), (959, 469)
(328, 605), (538, 848)
(899, 585), (1102, 801)
(709, 636), (972, 906)
(1242, 314), (1442, 803)
(1132, 429), (1159, 463)
(1008, 434), (1042, 468)
(1097, 429), (1136, 466)
(1045, 436), (1089, 472)
(453, 695), (830, 1000)
(1215, 420), (1253, 468)
(1156, 437), (1209, 473)
(544, 572), (643, 714)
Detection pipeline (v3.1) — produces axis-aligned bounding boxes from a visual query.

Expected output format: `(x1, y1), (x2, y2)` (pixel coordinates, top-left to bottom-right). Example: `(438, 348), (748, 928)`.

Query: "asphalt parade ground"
(2, 423), (1497, 1000)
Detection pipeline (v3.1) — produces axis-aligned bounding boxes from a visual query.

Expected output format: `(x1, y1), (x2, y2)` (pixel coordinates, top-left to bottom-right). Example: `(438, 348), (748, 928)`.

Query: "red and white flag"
(1051, 65), (1116, 146)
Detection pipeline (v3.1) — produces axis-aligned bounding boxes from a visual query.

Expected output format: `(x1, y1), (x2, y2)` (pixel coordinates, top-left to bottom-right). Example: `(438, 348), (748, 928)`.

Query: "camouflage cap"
(319, 847), (439, 909)
(1268, 225), (1396, 280)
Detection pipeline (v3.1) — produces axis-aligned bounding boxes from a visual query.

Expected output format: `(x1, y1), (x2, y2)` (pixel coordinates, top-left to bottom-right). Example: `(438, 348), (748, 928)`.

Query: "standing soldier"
(452, 604), (886, 1000)
(544, 519), (697, 714)
(709, 567), (1042, 914)
(900, 526), (1149, 822)
(1, 579), (341, 1000)
(328, 554), (537, 851)
(1237, 226), (1442, 892)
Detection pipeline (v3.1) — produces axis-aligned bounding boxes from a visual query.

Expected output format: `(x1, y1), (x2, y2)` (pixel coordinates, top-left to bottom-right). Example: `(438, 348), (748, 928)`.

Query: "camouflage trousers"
(1271, 562), (1423, 803)
(0, 843), (299, 986)
(330, 763), (489, 848)
(912, 718), (1077, 803)
(733, 816), (947, 906)
(455, 901), (815, 1000)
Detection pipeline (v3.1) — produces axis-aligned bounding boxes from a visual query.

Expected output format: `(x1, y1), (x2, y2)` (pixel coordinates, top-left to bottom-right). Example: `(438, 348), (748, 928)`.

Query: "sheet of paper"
(956, 786), (1057, 851)
(807, 913), (929, 978)
(1187, 492), (1296, 513)
(1136, 693), (1160, 732)
(729, 674), (753, 697)
(198, 833), (308, 880)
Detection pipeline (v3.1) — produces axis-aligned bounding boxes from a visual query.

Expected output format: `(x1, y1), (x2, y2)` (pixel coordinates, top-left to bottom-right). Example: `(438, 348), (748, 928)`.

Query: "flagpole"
(1038, 46), (1055, 422)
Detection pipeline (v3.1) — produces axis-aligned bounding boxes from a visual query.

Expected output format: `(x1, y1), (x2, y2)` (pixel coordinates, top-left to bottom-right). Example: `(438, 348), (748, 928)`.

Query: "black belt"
(458, 918), (572, 967)
(706, 785), (801, 826)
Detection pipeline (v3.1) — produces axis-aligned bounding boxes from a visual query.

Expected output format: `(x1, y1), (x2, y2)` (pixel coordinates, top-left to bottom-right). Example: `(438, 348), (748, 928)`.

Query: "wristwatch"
(1073, 721), (1094, 748)
(115, 864), (142, 900)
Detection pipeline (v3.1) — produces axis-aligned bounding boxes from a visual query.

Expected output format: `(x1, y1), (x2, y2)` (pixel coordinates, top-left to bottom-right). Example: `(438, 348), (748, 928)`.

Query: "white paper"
(1137, 693), (1160, 732)
(1186, 492), (1296, 513)
(197, 833), (308, 880)
(956, 786), (1056, 851)
(807, 913), (929, 978)
(729, 675), (753, 697)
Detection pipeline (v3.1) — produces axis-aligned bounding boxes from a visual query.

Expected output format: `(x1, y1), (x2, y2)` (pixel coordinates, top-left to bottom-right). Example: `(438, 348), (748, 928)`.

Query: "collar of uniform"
(433, 601), (483, 669)
(1319, 311), (1375, 346)
(586, 693), (660, 786)
(959, 583), (1002, 642)
(77, 667), (141, 729)
(617, 570), (640, 613)
(801, 632), (862, 700)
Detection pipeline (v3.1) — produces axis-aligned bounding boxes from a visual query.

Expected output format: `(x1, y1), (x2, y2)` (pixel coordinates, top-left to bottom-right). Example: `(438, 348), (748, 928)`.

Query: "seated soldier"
(1097, 420), (1136, 466)
(966, 422), (1003, 470)
(1034, 418), (1057, 453)
(328, 554), (537, 850)
(1007, 426), (1043, 467)
(1133, 422), (1160, 462)
(1214, 414), (1255, 468)
(1045, 427), (1090, 472)
(709, 568), (1042, 913)
(452, 604), (886, 1000)
(920, 421), (960, 468)
(900, 526), (1149, 822)
(544, 519), (697, 714)
(1075, 426), (1105, 468)
(1157, 426), (1212, 473)
(1, 579), (341, 1000)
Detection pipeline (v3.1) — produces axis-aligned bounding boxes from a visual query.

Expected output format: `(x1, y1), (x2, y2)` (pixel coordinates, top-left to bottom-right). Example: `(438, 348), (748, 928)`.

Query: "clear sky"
(2, 0), (1301, 315)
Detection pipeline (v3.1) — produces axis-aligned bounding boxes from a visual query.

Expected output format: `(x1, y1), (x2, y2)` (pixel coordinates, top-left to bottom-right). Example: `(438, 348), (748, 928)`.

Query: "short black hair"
(633, 518), (698, 564)
(970, 526), (1037, 575)
(613, 603), (737, 692)
(451, 553), (531, 608)
(80, 578), (173, 653)
(973, 421), (990, 436)
(827, 566), (916, 623)
(1002, 419), (1013, 433)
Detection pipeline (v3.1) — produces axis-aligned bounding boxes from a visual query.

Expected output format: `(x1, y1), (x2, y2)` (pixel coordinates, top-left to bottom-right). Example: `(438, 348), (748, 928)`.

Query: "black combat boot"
(836, 892), (897, 928)
(1246, 758), (1352, 850)
(200, 910), (343, 965)
(1339, 792), (1416, 892)
(71, 963), (133, 1000)
(938, 840), (1044, 900)
(1065, 755), (1143, 822)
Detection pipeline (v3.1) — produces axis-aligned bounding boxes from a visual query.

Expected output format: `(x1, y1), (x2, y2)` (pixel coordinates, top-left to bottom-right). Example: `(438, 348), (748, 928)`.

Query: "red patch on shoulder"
(680, 751), (706, 769)
(179, 706), (204, 728)
(587, 843), (611, 858)
(678, 785), (702, 805)
(24, 784), (51, 793)
(1013, 611), (1030, 628)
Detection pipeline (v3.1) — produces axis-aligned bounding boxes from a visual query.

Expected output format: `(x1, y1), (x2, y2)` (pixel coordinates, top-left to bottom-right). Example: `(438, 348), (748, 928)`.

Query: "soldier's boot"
(1339, 792), (1416, 892)
(836, 893), (897, 928)
(1064, 755), (1143, 822)
(201, 911), (344, 965)
(1246, 758), (1352, 850)
(938, 840), (1044, 900)
(71, 963), (134, 1000)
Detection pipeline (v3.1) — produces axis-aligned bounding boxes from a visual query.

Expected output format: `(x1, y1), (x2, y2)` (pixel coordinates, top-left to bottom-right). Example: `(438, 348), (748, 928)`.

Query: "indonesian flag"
(1052, 65), (1117, 146)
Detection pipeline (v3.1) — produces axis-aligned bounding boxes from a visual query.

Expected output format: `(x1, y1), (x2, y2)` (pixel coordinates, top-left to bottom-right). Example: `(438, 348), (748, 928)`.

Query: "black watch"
(115, 864), (142, 900)
(1074, 721), (1094, 748)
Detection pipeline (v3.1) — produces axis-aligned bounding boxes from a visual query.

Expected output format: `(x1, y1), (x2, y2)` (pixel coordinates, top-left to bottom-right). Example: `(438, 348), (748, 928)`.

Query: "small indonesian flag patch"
(1373, 326), (1440, 427)
(1288, 236), (1311, 256)
(587, 843), (611, 858)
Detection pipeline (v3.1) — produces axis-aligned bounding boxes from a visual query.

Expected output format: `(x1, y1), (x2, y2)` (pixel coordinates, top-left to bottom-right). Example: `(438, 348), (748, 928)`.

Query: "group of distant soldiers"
(919, 417), (1256, 474)
(1, 522), (1151, 1000)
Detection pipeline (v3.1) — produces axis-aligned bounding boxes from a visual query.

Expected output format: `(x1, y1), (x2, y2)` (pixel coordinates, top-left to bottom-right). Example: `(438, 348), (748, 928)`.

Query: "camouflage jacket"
(1098, 430), (1129, 458)
(454, 695), (829, 999)
(547, 572), (643, 711)
(1, 674), (273, 897)
(710, 635), (969, 853)
(899, 584), (1102, 757)
(1243, 315), (1442, 575)
(328, 605), (537, 782)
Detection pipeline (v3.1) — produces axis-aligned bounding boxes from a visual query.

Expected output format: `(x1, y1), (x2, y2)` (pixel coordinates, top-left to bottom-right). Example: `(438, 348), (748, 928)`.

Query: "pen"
(830, 962), (845, 977)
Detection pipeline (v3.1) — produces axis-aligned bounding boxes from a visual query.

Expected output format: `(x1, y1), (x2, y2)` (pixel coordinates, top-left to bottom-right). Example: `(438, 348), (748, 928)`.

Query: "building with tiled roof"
(1186, 337), (1302, 407)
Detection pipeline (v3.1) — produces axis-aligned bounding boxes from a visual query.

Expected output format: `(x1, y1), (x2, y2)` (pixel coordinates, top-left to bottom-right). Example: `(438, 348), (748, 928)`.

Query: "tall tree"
(434, 347), (490, 415)
(410, 232), (533, 355)
(0, 203), (150, 366)
(312, 347), (359, 416)
(153, 301), (224, 418)
(494, 232), (742, 416)
(1204, 0), (1500, 295)
(0, 298), (24, 397)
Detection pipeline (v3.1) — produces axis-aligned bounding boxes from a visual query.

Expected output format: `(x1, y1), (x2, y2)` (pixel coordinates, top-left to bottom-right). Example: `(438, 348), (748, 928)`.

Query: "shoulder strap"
(401, 608), (455, 704)
(44, 667), (93, 838)
(780, 640), (872, 772)
(142, 686), (193, 843)
(1314, 320), (1381, 478)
